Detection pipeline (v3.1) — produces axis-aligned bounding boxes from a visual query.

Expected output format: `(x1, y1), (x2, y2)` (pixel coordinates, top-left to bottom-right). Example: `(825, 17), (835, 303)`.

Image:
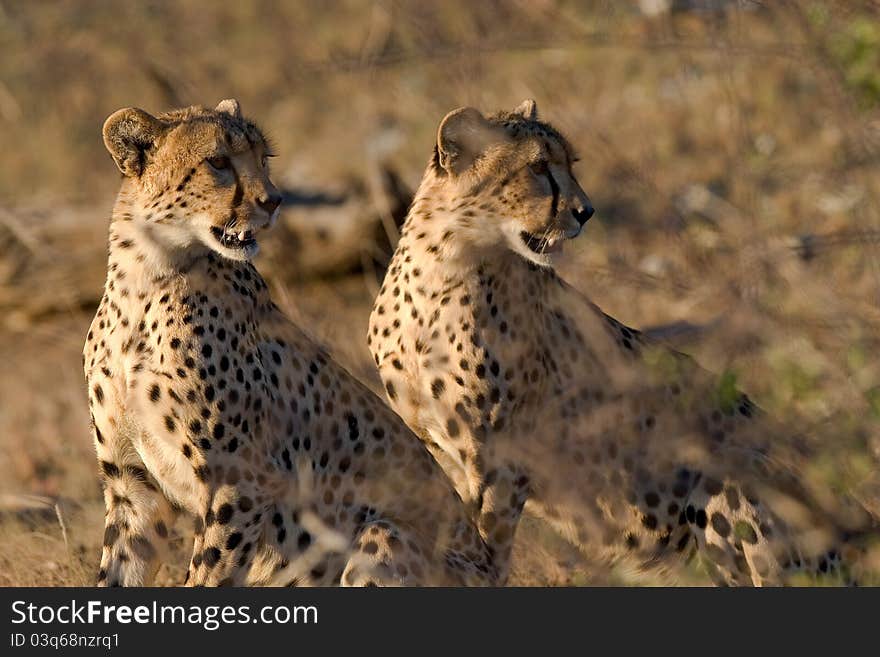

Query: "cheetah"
(83, 99), (497, 587)
(369, 99), (877, 585)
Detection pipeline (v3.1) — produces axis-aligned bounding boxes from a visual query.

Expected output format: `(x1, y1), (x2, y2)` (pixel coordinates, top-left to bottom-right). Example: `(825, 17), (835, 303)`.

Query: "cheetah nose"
(572, 205), (594, 227)
(257, 193), (282, 215)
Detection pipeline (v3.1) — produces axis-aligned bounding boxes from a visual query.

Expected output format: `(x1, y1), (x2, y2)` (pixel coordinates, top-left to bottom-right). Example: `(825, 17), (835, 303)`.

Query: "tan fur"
(369, 100), (875, 585)
(84, 100), (497, 586)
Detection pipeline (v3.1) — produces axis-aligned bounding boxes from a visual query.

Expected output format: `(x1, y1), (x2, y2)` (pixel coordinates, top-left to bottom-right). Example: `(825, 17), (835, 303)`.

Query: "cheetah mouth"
(210, 225), (257, 251)
(520, 231), (562, 255)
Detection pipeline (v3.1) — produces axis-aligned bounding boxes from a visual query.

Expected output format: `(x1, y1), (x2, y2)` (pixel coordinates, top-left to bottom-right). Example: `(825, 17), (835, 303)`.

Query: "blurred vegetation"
(2, 0), (880, 585)
(822, 7), (880, 109)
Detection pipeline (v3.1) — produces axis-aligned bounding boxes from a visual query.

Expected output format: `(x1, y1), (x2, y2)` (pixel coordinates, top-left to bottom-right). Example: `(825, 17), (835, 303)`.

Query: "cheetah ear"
(514, 99), (537, 121)
(215, 98), (242, 119)
(436, 107), (498, 176)
(102, 108), (167, 178)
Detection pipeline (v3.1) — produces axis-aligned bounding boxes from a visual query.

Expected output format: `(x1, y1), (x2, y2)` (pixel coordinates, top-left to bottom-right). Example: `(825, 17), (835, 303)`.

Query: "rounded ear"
(436, 107), (496, 175)
(513, 99), (538, 121)
(102, 108), (166, 177)
(215, 98), (242, 118)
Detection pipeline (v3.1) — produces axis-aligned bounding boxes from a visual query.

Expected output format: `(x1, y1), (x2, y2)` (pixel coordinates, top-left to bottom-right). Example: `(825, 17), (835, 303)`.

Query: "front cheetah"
(369, 100), (877, 585)
(84, 99), (497, 586)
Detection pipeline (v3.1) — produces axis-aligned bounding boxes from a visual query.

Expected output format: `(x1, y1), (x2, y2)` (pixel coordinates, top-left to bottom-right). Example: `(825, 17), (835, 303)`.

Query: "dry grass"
(2, 0), (880, 585)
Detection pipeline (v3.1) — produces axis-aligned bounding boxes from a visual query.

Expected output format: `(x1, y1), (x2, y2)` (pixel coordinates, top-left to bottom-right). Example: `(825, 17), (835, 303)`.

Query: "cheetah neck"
(391, 184), (624, 396)
(106, 190), (214, 287)
(101, 192), (269, 326)
(397, 183), (560, 337)
(390, 197), (564, 401)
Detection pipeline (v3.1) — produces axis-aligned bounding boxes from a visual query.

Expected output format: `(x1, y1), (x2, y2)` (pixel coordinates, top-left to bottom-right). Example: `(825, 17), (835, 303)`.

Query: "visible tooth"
(238, 230), (247, 241)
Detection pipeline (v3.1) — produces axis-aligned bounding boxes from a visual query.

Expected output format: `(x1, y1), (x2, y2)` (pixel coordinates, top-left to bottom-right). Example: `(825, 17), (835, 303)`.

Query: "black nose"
(572, 205), (594, 226)
(257, 193), (282, 215)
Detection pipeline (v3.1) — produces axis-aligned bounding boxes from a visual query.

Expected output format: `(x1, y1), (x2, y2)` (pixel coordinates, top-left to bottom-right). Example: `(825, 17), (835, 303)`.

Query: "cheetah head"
(429, 99), (593, 268)
(102, 99), (281, 262)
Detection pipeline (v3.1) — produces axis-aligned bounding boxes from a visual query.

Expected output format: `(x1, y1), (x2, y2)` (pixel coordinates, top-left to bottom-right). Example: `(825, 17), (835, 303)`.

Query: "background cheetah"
(83, 99), (496, 586)
(369, 100), (879, 585)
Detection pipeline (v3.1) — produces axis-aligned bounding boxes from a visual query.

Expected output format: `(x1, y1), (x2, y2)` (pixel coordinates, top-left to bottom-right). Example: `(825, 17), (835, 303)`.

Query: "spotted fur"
(84, 100), (497, 587)
(369, 100), (876, 585)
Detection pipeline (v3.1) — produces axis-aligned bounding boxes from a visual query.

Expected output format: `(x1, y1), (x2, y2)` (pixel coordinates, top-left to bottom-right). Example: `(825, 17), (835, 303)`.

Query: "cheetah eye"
(207, 155), (231, 171)
(529, 160), (549, 177)
(261, 154), (268, 169)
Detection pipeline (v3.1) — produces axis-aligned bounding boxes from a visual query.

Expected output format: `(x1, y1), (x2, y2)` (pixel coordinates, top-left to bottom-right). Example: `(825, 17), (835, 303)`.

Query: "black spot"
(226, 532), (243, 550)
(149, 384), (161, 403)
(216, 503), (234, 525)
(203, 547), (221, 568)
(724, 486), (741, 511)
(103, 523), (120, 547)
(675, 533), (691, 552)
(710, 513), (731, 537)
(346, 414), (359, 441)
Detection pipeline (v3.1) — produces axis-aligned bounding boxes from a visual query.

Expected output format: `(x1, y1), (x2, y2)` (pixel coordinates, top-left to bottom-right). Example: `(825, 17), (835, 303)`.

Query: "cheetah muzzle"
(210, 224), (258, 253)
(519, 230), (563, 255)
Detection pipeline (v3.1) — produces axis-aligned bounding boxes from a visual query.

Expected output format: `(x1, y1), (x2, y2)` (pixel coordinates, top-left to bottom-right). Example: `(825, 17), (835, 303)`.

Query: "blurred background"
(2, 0), (880, 585)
